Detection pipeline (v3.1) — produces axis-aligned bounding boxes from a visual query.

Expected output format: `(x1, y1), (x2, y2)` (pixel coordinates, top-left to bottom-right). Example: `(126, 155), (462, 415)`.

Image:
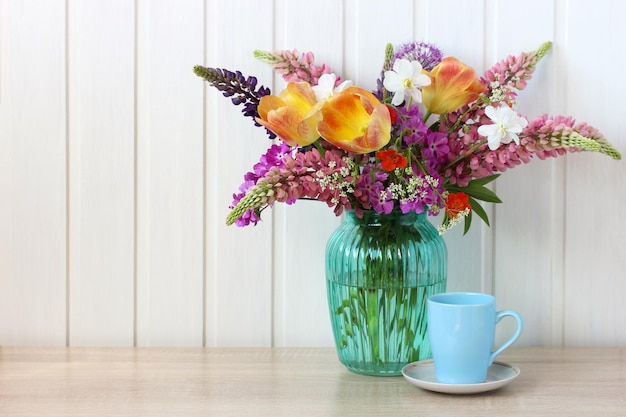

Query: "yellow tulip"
(317, 87), (391, 154)
(256, 82), (322, 147)
(422, 57), (485, 115)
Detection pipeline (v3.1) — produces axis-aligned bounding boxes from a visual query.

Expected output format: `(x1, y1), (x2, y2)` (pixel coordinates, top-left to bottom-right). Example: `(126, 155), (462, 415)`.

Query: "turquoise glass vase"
(325, 210), (448, 376)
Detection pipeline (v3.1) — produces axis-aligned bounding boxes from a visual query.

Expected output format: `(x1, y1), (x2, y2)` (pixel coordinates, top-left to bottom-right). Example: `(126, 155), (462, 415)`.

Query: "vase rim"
(344, 209), (429, 227)
(345, 208), (427, 218)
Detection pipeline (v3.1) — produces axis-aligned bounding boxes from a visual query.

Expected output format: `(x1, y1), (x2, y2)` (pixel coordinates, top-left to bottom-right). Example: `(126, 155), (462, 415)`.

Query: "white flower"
(383, 59), (431, 106)
(477, 105), (528, 150)
(312, 73), (353, 101)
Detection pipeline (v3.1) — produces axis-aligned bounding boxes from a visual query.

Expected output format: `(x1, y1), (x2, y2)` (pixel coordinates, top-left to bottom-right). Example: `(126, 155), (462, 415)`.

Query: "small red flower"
(445, 192), (471, 218)
(386, 105), (398, 124)
(376, 149), (407, 171)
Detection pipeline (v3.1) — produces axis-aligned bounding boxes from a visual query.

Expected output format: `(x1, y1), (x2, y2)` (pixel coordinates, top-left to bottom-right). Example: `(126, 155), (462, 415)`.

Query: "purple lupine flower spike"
(193, 65), (275, 138)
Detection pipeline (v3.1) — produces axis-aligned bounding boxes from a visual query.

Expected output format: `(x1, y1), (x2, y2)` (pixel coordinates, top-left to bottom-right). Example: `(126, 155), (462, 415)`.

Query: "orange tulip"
(256, 82), (322, 147)
(422, 57), (485, 115)
(317, 87), (391, 154)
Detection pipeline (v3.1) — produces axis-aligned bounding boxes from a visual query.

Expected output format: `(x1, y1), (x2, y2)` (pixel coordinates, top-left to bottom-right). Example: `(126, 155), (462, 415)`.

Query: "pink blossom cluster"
(522, 114), (607, 159)
(278, 148), (370, 215)
(227, 147), (370, 226)
(441, 43), (564, 186)
(440, 105), (533, 186)
(481, 43), (548, 105)
(217, 41), (619, 228)
(267, 49), (344, 86)
(442, 112), (609, 187)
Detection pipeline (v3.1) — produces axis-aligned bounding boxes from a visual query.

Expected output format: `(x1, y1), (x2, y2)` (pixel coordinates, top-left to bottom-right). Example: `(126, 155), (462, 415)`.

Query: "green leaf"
(469, 187), (502, 203)
(447, 182), (502, 203)
(463, 211), (472, 235)
(446, 175), (503, 203)
(469, 174), (500, 186)
(468, 197), (490, 226)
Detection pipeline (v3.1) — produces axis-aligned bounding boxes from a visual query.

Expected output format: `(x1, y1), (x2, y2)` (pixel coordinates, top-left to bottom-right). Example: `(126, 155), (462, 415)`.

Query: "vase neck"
(345, 210), (426, 226)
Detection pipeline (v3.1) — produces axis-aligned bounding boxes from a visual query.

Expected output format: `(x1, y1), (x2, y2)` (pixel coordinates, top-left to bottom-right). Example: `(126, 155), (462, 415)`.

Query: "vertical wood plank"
(562, 0), (626, 346)
(67, 0), (135, 346)
(1, 0), (625, 348)
(344, 0), (414, 87)
(491, 0), (560, 346)
(0, 0), (67, 345)
(271, 0), (345, 347)
(204, 0), (275, 346)
(135, 0), (205, 346)
(418, 0), (485, 69)
(416, 0), (487, 293)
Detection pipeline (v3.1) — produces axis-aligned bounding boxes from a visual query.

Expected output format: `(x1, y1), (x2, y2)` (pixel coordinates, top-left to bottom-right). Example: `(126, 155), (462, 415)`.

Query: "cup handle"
(489, 310), (523, 366)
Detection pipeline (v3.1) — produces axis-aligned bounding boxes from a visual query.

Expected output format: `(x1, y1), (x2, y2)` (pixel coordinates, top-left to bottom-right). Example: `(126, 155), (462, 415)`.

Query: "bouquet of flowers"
(194, 41), (620, 234)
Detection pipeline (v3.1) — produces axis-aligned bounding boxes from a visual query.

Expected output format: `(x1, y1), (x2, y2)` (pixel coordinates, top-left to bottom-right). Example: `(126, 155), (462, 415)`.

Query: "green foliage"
(445, 174), (501, 235)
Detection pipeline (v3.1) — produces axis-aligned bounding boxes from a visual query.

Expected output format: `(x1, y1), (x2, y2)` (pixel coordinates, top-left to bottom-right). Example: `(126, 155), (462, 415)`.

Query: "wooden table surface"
(0, 346), (625, 416)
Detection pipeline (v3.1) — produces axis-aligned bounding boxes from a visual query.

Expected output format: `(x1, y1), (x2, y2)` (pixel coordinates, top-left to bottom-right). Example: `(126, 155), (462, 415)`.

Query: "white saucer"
(402, 360), (520, 394)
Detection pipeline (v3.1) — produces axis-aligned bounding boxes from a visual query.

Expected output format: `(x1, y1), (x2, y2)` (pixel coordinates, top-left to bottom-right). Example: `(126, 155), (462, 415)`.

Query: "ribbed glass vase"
(325, 209), (447, 376)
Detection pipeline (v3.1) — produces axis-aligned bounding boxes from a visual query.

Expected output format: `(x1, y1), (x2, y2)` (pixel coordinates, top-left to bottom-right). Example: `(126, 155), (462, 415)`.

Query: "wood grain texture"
(135, 0), (205, 347)
(0, 0), (67, 346)
(1, 0), (625, 347)
(490, 0), (561, 348)
(0, 346), (624, 416)
(561, 0), (626, 346)
(67, 0), (136, 346)
(271, 0), (344, 347)
(204, 0), (275, 347)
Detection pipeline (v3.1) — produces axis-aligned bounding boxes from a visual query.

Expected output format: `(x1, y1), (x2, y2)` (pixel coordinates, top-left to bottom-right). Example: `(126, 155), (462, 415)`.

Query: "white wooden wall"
(1, 0), (625, 347)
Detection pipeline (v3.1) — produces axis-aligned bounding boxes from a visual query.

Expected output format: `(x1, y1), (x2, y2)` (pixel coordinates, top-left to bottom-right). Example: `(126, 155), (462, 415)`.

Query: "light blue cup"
(427, 292), (523, 384)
